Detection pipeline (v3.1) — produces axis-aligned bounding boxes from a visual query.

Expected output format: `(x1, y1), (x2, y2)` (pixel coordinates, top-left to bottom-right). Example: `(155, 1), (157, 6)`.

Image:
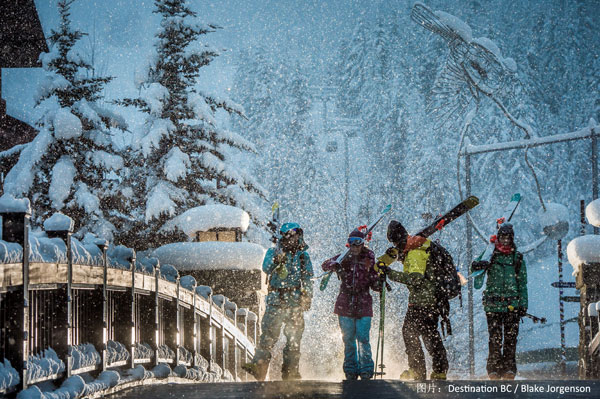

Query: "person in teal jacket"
(471, 223), (528, 380)
(242, 222), (313, 381)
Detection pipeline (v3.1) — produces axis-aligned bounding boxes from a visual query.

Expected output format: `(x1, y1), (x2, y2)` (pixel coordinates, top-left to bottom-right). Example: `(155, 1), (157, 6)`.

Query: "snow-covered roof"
(586, 199), (600, 227)
(161, 204), (250, 237)
(152, 241), (265, 271)
(0, 195), (31, 215)
(567, 235), (600, 275)
(44, 212), (74, 232)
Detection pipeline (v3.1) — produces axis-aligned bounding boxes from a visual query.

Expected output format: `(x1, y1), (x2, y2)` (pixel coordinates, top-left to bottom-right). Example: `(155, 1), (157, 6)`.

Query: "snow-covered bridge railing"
(0, 203), (257, 396)
(568, 199), (600, 379)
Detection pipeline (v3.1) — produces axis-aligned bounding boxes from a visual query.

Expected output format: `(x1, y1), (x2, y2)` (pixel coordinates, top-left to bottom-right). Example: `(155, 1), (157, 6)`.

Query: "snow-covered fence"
(0, 199), (257, 395)
(568, 199), (600, 378)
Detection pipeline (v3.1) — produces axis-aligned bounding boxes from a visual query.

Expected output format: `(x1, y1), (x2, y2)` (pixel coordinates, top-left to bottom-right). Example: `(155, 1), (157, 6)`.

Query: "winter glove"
(274, 252), (287, 264)
(471, 260), (490, 271)
(374, 261), (389, 276)
(300, 290), (312, 311)
(517, 307), (527, 318)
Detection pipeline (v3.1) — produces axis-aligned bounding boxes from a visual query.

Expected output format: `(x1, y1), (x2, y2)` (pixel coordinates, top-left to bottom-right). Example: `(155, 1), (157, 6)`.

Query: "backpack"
(426, 241), (460, 336)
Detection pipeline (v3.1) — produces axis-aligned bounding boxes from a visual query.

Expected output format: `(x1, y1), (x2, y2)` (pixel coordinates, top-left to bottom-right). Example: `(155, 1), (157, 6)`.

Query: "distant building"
(0, 0), (48, 192)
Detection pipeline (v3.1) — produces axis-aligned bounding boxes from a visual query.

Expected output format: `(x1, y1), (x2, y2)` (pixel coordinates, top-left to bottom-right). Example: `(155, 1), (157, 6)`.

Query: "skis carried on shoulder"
(415, 196), (480, 237)
(318, 204), (392, 291)
(376, 196), (480, 269)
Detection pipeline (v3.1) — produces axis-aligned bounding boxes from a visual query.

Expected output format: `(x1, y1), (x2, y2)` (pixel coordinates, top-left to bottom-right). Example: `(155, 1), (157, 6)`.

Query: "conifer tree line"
(4, 0), (268, 251)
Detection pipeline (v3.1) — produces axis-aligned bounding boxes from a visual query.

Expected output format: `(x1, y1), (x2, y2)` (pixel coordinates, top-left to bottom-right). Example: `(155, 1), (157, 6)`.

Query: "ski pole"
(523, 312), (547, 324)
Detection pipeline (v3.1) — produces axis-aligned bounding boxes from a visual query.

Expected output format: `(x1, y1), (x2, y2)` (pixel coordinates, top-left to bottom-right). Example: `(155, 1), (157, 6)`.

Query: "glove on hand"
(374, 261), (389, 276)
(471, 260), (490, 271)
(274, 252), (287, 264)
(300, 291), (312, 311)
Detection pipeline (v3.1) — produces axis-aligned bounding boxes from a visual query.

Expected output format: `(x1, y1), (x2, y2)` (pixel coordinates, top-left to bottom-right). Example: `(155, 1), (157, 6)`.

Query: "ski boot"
(242, 359), (270, 381)
(400, 368), (425, 381)
(430, 372), (447, 380)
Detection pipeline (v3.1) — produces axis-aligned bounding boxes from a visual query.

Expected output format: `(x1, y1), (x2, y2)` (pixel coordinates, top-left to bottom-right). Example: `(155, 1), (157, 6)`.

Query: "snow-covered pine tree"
(3, 0), (127, 241)
(115, 0), (267, 250)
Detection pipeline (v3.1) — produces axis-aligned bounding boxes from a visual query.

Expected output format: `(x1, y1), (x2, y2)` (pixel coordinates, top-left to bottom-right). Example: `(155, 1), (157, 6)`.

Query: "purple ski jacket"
(321, 247), (381, 318)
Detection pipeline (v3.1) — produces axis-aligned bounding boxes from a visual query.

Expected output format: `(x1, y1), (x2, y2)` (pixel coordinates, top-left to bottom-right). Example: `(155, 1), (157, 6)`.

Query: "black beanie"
(387, 220), (408, 250)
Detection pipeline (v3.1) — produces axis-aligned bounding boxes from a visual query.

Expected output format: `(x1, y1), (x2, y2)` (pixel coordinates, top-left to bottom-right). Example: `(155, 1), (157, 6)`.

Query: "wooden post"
(129, 250), (136, 369)
(99, 242), (108, 371)
(1, 209), (31, 390)
(175, 277), (181, 367)
(153, 262), (160, 366)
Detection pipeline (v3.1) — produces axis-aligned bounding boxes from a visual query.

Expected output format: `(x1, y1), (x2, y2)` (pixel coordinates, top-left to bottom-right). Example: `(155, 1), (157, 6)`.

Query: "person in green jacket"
(471, 223), (528, 380)
(376, 220), (449, 381)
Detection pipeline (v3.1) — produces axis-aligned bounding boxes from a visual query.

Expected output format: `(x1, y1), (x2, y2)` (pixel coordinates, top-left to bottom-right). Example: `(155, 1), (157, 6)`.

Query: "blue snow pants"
(338, 316), (374, 378)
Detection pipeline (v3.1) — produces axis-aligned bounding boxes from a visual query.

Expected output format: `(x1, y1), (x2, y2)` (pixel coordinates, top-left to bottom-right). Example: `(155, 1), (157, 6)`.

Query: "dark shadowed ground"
(107, 379), (600, 399)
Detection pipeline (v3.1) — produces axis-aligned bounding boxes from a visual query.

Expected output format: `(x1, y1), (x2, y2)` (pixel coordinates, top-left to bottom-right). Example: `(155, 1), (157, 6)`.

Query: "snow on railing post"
(96, 239), (109, 372)
(190, 280), (199, 368)
(153, 261), (160, 367)
(175, 275), (181, 368)
(44, 212), (75, 379)
(0, 197), (31, 391)
(236, 308), (248, 381)
(129, 250), (136, 370)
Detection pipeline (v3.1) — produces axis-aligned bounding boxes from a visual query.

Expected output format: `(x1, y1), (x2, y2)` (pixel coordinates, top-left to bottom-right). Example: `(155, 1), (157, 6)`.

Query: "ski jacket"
(322, 247), (381, 318)
(386, 239), (437, 307)
(263, 245), (314, 308)
(474, 248), (527, 313)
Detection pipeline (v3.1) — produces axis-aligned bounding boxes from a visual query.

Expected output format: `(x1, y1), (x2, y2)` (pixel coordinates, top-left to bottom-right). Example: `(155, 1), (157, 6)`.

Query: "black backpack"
(426, 241), (460, 336)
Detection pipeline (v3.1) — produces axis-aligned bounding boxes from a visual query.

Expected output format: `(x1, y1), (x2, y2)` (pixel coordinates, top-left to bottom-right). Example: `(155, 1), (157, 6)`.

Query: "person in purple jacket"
(321, 229), (382, 380)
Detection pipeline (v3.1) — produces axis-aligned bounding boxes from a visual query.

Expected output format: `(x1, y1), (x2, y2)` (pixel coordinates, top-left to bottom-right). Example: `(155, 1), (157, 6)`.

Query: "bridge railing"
(0, 208), (256, 395)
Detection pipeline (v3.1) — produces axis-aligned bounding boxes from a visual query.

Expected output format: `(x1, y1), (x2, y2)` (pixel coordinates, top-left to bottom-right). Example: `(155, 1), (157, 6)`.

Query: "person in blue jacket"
(242, 222), (313, 381)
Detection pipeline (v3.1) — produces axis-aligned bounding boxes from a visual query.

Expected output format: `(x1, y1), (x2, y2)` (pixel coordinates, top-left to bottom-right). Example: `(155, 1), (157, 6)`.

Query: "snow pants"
(402, 305), (448, 379)
(338, 316), (374, 379)
(486, 311), (520, 376)
(253, 303), (305, 379)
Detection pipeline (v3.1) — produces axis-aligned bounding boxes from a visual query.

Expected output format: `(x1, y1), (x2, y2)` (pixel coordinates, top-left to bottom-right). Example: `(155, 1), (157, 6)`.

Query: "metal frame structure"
(459, 125), (599, 376)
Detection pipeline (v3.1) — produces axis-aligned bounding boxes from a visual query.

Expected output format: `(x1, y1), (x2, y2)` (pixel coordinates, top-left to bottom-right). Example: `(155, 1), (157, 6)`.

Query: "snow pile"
(26, 348), (65, 382)
(136, 257), (158, 274)
(107, 245), (135, 270)
(53, 108), (82, 140)
(82, 370), (120, 395)
(209, 360), (222, 380)
(160, 204), (250, 237)
(212, 294), (227, 309)
(69, 343), (101, 370)
(134, 343), (154, 360)
(0, 240), (23, 263)
(180, 275), (196, 291)
(196, 285), (212, 299)
(222, 369), (234, 382)
(173, 365), (209, 381)
(43, 213), (74, 232)
(28, 233), (67, 263)
(567, 235), (600, 275)
(153, 242), (265, 271)
(538, 202), (569, 240)
(150, 363), (171, 379)
(586, 199), (600, 227)
(48, 156), (76, 210)
(157, 345), (175, 360)
(195, 354), (209, 371)
(178, 347), (193, 365)
(0, 195), (31, 214)
(18, 375), (86, 399)
(0, 359), (19, 391)
(106, 341), (130, 364)
(159, 264), (179, 282)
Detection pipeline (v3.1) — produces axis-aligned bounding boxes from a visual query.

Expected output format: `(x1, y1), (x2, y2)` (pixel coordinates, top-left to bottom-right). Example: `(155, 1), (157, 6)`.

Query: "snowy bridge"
(0, 202), (258, 397)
